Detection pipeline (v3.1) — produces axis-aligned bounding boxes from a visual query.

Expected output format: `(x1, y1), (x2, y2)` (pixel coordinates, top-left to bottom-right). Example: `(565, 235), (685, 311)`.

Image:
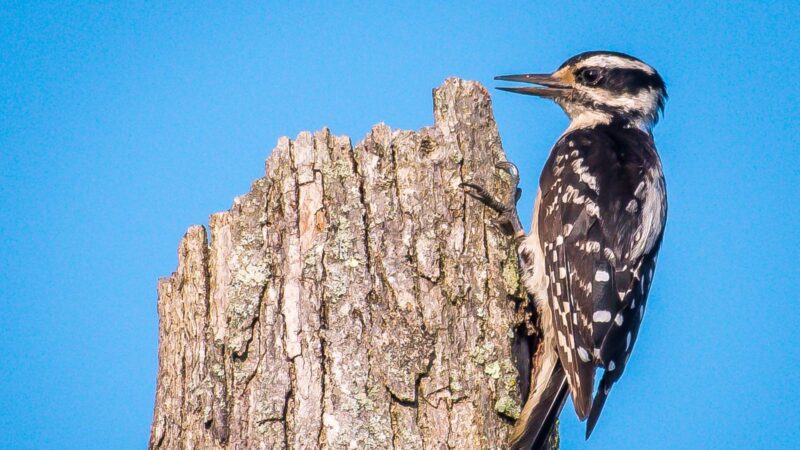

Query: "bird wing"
(536, 127), (666, 423)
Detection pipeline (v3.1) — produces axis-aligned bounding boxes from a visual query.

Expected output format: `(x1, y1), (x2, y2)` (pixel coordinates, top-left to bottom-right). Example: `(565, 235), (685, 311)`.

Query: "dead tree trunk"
(149, 78), (555, 449)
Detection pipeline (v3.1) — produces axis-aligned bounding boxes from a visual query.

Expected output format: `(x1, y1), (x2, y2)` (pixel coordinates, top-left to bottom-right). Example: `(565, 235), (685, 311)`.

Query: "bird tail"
(585, 373), (612, 439)
(509, 345), (569, 450)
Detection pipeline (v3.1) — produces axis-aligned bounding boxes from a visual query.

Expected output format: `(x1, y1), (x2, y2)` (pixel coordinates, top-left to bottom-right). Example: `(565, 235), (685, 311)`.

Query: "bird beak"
(494, 73), (572, 98)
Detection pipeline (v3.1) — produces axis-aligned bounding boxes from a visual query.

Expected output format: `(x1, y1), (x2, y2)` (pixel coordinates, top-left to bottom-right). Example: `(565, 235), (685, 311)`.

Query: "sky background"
(2, 1), (799, 449)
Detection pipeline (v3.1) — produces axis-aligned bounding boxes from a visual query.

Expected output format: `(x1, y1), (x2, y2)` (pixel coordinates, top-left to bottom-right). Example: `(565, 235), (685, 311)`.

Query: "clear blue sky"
(2, 1), (798, 449)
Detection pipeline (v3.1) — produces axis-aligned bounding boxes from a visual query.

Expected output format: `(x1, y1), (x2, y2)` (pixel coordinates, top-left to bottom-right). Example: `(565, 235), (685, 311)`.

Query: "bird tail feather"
(585, 374), (611, 439)
(509, 346), (569, 450)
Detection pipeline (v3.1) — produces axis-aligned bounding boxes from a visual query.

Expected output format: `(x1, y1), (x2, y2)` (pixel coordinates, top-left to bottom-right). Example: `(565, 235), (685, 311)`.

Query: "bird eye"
(580, 68), (600, 84)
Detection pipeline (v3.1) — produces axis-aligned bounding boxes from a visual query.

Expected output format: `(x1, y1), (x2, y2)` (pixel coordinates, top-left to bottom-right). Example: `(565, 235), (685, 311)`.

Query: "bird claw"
(460, 182), (507, 214)
(495, 161), (523, 203)
(460, 161), (525, 239)
(495, 161), (519, 179)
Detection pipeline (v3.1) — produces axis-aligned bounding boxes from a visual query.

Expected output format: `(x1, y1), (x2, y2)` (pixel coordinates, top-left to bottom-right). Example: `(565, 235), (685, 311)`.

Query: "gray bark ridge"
(150, 77), (547, 449)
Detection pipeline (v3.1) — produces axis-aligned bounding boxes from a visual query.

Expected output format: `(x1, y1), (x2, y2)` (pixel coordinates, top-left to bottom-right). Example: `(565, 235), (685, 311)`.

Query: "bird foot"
(461, 161), (525, 241)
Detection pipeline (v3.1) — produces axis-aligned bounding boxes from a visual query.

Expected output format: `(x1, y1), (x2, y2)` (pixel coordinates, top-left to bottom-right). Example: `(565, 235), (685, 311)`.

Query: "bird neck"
(564, 109), (652, 135)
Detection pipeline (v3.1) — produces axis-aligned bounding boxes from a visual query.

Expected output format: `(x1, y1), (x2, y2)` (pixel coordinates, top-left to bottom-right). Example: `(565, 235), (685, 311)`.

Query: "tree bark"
(149, 78), (554, 449)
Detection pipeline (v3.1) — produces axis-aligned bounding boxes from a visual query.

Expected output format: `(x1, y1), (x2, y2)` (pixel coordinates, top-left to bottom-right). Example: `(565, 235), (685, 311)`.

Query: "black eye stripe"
(575, 67), (665, 94)
(604, 68), (665, 93)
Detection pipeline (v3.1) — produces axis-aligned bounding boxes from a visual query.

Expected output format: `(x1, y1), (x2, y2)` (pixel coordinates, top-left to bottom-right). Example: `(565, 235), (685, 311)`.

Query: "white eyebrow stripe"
(576, 55), (655, 74)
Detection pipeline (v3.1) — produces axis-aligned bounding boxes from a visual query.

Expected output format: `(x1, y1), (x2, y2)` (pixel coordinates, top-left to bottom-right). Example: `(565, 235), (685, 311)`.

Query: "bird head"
(496, 51), (667, 131)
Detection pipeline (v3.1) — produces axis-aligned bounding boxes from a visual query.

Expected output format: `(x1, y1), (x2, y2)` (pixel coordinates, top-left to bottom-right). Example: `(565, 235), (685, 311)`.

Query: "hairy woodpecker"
(462, 51), (668, 449)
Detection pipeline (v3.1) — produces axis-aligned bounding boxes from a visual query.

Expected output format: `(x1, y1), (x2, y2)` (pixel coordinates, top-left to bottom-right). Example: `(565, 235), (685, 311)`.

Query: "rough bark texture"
(149, 78), (554, 449)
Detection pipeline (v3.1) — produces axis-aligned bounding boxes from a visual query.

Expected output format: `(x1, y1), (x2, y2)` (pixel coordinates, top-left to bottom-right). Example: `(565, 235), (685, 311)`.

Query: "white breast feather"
(520, 190), (549, 302)
(630, 165), (666, 259)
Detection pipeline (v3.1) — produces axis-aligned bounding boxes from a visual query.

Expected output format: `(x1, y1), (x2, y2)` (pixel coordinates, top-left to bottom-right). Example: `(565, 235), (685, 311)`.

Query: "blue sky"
(1, 1), (799, 449)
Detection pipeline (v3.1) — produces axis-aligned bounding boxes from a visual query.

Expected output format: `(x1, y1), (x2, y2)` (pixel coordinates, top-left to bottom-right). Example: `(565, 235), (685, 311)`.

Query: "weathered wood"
(149, 78), (555, 449)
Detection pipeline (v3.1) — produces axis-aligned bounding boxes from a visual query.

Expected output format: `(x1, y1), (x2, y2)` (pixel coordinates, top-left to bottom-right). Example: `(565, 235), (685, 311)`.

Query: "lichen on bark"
(150, 78), (553, 449)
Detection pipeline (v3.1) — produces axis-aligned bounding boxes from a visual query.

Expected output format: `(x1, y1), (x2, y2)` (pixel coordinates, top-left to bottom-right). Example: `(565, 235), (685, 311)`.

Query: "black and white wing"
(536, 125), (667, 436)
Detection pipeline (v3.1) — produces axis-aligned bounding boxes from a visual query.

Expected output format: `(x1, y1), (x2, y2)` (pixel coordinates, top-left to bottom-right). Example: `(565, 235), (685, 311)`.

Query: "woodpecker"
(462, 51), (668, 449)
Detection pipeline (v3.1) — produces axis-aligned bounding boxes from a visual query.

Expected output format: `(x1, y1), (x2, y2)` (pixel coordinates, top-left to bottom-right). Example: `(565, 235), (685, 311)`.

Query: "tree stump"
(149, 78), (554, 449)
